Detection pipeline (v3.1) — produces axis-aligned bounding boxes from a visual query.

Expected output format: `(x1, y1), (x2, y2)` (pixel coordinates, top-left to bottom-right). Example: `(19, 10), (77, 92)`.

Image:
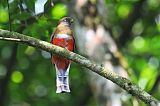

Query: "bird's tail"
(55, 65), (70, 93)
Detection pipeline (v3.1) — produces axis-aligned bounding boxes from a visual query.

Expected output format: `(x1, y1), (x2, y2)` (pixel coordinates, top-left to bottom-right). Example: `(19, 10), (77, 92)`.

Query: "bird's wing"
(50, 32), (56, 57)
(50, 33), (54, 43)
(73, 36), (76, 52)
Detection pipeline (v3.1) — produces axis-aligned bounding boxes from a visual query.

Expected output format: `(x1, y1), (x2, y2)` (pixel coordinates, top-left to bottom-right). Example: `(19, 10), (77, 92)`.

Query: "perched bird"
(51, 17), (75, 93)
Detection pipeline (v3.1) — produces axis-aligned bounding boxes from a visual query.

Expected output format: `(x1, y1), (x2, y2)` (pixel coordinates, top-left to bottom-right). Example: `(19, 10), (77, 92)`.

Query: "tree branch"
(0, 29), (159, 106)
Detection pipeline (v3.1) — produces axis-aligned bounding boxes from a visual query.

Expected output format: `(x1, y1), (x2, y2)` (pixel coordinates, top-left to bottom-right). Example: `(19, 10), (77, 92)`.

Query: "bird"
(50, 17), (75, 93)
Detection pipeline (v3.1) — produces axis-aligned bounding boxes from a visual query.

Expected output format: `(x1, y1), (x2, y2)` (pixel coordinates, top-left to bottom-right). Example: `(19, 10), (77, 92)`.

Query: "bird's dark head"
(58, 17), (74, 26)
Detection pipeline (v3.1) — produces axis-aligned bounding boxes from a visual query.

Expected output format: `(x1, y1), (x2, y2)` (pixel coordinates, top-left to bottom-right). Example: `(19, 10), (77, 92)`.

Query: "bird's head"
(58, 17), (74, 26)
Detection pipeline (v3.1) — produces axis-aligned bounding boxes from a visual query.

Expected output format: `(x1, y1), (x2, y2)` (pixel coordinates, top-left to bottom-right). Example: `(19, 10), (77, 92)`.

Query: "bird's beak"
(70, 19), (74, 23)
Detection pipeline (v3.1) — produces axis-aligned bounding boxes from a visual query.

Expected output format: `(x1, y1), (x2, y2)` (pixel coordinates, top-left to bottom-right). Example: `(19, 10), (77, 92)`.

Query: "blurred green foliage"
(105, 1), (159, 105)
(0, 7), (9, 23)
(0, 0), (160, 106)
(0, 0), (90, 106)
(51, 3), (68, 19)
(117, 3), (132, 19)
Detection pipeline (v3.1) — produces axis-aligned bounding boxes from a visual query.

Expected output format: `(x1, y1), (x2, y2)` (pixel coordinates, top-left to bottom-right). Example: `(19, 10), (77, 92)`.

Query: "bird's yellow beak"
(70, 19), (74, 23)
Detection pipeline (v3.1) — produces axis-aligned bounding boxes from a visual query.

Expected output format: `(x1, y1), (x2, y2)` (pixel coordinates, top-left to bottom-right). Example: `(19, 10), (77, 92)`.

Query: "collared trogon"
(51, 17), (75, 93)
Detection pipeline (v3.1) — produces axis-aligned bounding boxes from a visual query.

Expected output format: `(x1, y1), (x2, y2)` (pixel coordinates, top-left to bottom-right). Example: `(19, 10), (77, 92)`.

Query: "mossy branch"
(0, 29), (159, 106)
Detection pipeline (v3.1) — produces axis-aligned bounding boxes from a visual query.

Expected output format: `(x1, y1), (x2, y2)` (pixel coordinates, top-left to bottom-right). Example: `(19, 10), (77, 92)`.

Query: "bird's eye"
(64, 19), (67, 22)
